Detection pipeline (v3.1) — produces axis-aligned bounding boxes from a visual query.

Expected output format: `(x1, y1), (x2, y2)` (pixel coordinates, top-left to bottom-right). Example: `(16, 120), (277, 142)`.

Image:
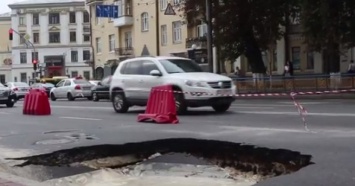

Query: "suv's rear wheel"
(212, 103), (231, 113)
(6, 101), (14, 108)
(174, 93), (187, 115)
(112, 93), (129, 113)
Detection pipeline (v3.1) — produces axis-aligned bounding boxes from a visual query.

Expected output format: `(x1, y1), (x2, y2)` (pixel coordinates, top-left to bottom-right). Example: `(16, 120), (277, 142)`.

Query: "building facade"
(8, 0), (93, 83)
(0, 13), (12, 84)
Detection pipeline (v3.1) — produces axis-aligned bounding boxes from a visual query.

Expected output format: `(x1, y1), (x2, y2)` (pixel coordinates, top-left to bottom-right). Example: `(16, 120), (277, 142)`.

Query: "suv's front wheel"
(212, 103), (231, 113)
(174, 93), (187, 114)
(112, 93), (129, 113)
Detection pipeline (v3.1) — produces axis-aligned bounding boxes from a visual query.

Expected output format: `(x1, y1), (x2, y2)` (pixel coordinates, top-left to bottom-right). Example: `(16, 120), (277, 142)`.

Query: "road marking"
(237, 111), (355, 117)
(233, 103), (293, 107)
(16, 104), (111, 110)
(59, 117), (102, 121)
(278, 101), (329, 105)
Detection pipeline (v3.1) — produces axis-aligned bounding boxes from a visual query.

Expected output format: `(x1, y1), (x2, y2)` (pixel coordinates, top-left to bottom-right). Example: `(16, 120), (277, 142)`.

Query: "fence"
(233, 74), (355, 94)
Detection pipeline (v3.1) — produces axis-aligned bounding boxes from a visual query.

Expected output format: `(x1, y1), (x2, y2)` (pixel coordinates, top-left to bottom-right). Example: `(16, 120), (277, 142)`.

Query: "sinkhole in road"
(7, 138), (313, 184)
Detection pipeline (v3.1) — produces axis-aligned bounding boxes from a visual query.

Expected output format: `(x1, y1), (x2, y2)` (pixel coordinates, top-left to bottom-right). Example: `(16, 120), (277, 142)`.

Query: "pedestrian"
(348, 60), (355, 74)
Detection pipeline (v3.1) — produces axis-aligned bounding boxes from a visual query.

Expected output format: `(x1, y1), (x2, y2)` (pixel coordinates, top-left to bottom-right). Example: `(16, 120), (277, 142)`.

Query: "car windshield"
(13, 82), (29, 87)
(74, 80), (91, 85)
(159, 59), (203, 74)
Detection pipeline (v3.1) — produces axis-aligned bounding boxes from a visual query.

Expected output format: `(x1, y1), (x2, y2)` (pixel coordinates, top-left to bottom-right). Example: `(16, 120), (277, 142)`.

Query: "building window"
(20, 73), (27, 83)
(197, 23), (207, 37)
(19, 33), (26, 44)
(20, 52), (27, 64)
(71, 51), (78, 62)
(83, 71), (90, 80)
(19, 16), (26, 25)
(71, 71), (78, 78)
(83, 50), (91, 60)
(161, 25), (167, 46)
(83, 12), (90, 23)
(125, 0), (132, 15)
(291, 47), (301, 70)
(69, 12), (76, 23)
(83, 34), (90, 42)
(96, 37), (102, 53)
(109, 35), (115, 52)
(124, 31), (132, 48)
(31, 52), (38, 62)
(0, 75), (5, 84)
(160, 0), (167, 10)
(70, 32), (76, 42)
(49, 13), (60, 24)
(33, 33), (39, 43)
(307, 52), (314, 69)
(33, 13), (39, 25)
(49, 32), (60, 43)
(141, 12), (149, 31)
(172, 21), (182, 43)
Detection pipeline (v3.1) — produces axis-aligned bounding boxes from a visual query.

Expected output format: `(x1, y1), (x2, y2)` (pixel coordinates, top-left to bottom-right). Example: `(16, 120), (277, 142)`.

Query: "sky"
(1, 0), (24, 14)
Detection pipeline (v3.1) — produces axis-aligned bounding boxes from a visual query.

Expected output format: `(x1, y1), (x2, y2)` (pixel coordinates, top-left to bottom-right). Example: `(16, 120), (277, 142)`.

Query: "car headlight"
(185, 80), (208, 87)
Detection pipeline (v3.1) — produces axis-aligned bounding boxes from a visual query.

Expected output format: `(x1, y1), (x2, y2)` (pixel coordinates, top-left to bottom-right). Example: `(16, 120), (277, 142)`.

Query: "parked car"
(31, 83), (55, 97)
(5, 82), (30, 100)
(89, 80), (100, 86)
(109, 56), (236, 114)
(50, 78), (94, 101)
(0, 83), (16, 107)
(91, 76), (112, 101)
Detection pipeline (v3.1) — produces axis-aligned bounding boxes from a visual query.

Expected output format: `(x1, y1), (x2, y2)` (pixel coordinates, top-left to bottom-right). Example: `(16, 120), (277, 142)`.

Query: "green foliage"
(180, 0), (298, 73)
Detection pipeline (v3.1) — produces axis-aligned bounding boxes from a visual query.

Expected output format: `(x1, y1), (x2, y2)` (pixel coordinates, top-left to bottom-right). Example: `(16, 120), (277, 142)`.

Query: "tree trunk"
(243, 31), (266, 73)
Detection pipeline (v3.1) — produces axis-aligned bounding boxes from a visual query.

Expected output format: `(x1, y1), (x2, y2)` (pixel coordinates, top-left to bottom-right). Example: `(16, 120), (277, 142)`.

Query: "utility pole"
(206, 0), (213, 72)
(9, 28), (38, 79)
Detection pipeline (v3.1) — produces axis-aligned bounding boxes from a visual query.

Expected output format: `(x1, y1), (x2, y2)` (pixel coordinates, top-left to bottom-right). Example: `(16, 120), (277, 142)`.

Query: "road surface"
(0, 98), (355, 186)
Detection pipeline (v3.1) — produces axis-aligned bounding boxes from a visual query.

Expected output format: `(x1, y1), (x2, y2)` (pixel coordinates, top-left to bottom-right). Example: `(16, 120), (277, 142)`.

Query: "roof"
(0, 13), (11, 17)
(8, 0), (85, 8)
(10, 0), (84, 5)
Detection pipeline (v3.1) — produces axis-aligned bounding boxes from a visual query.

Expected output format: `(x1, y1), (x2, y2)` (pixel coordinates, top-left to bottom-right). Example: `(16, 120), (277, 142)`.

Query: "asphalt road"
(1, 97), (355, 185)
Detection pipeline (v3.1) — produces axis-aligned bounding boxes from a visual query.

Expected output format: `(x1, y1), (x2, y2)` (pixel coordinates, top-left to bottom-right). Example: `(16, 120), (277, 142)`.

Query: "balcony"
(86, 0), (103, 5)
(113, 15), (133, 27)
(186, 36), (207, 49)
(115, 47), (134, 57)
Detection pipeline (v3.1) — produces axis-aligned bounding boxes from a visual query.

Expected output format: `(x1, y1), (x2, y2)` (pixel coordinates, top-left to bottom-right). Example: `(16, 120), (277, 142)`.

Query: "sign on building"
(164, 3), (176, 15)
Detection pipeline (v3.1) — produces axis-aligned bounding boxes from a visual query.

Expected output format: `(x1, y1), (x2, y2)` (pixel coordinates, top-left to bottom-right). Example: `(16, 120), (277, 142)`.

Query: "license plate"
(21, 88), (28, 91)
(217, 89), (232, 95)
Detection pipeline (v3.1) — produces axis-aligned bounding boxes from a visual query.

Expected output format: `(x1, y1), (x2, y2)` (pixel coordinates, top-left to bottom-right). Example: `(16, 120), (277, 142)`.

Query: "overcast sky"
(1, 0), (24, 14)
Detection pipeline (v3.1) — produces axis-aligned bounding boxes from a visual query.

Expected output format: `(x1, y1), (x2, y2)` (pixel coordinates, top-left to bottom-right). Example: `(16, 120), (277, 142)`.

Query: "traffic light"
(32, 60), (38, 71)
(8, 29), (13, 40)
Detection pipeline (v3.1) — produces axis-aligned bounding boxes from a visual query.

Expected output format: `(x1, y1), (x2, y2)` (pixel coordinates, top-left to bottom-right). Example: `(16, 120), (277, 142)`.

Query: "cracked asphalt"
(0, 97), (355, 186)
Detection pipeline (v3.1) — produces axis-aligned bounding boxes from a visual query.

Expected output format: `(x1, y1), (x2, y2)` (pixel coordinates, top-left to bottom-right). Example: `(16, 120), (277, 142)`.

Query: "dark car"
(91, 76), (112, 101)
(0, 83), (16, 107)
(31, 83), (55, 97)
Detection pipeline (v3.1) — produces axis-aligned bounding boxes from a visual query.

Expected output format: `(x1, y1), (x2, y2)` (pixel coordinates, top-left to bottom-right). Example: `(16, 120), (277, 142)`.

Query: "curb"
(0, 171), (47, 186)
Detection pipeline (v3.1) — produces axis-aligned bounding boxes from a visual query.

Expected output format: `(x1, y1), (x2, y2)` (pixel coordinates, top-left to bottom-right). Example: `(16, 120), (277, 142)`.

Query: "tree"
(180, 0), (298, 74)
(300, 0), (355, 73)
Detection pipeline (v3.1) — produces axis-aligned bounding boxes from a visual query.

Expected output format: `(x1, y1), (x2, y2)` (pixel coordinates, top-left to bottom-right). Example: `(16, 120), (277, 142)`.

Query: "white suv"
(110, 56), (236, 114)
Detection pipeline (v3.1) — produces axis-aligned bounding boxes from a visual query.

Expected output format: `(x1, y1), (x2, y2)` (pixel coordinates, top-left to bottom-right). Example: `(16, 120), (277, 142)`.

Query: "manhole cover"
(35, 138), (75, 145)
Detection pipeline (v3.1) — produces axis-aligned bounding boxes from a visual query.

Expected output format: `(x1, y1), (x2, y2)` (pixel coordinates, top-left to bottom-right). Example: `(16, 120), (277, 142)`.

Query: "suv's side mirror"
(150, 70), (162, 76)
(97, 82), (102, 86)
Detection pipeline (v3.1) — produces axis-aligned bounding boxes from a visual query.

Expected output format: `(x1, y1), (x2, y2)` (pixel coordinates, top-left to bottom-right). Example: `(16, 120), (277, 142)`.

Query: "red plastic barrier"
(137, 84), (178, 124)
(23, 89), (51, 115)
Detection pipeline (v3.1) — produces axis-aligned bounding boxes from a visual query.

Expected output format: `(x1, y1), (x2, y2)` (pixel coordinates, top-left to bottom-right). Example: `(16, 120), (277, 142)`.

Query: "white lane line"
(59, 116), (102, 121)
(16, 104), (111, 110)
(237, 111), (355, 117)
(233, 103), (293, 107)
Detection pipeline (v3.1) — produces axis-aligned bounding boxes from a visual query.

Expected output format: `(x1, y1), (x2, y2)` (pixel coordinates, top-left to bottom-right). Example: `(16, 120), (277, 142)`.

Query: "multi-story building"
(87, 0), (207, 78)
(0, 13), (12, 83)
(8, 0), (93, 83)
